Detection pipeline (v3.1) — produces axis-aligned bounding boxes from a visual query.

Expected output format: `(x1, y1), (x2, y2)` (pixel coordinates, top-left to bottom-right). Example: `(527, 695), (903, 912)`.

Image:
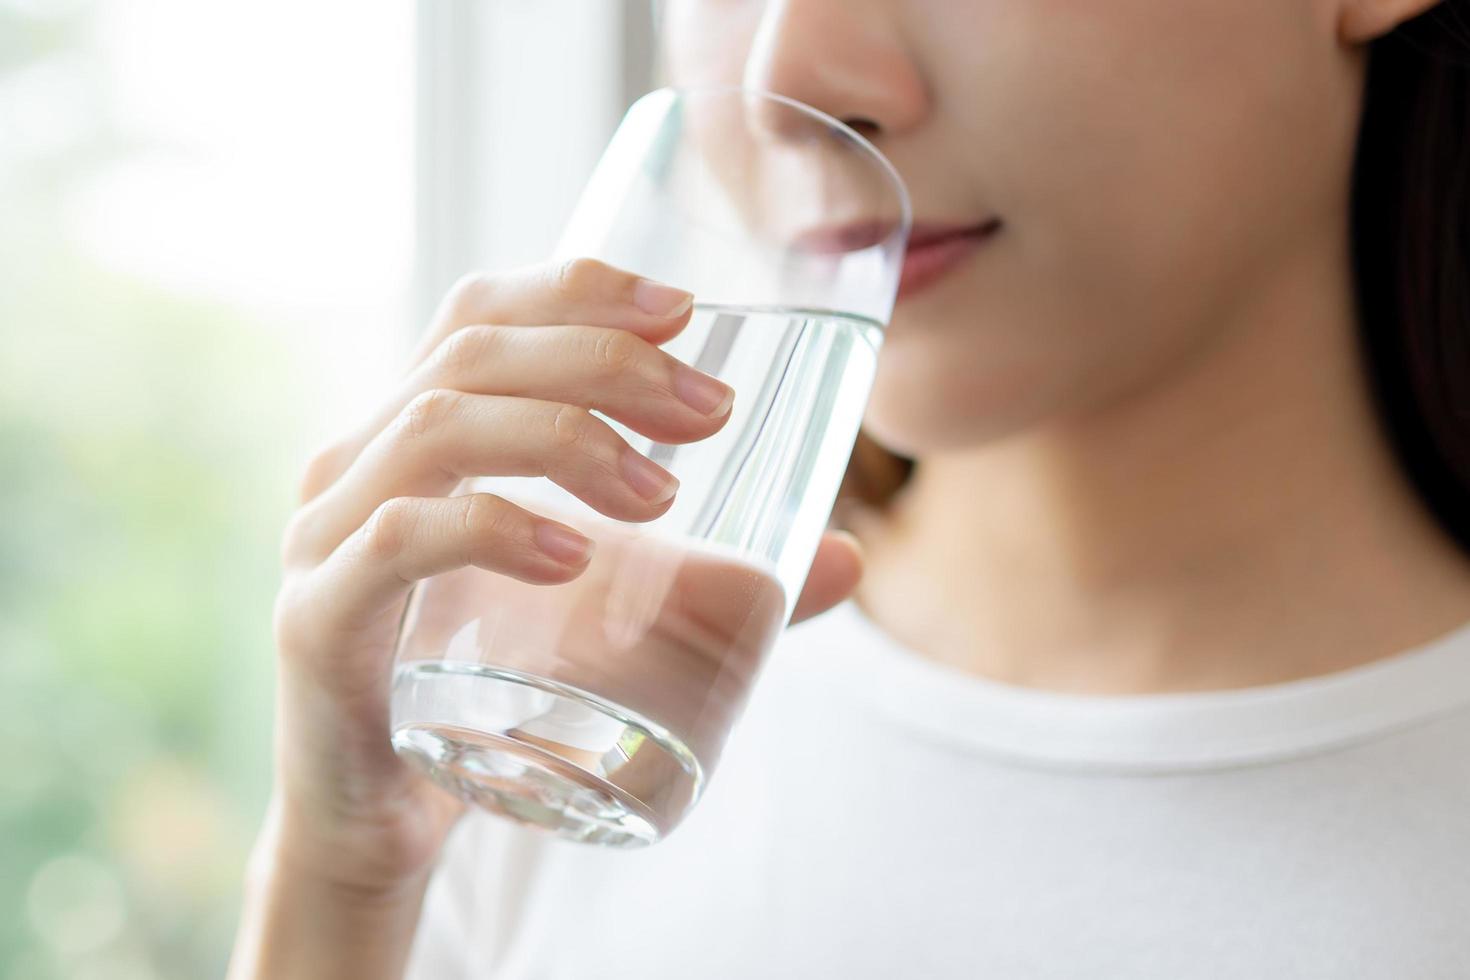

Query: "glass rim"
(651, 83), (914, 240)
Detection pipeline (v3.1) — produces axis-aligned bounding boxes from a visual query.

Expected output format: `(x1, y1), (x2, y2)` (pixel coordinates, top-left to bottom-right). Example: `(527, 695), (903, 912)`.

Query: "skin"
(230, 0), (1469, 975)
(665, 0), (1470, 692)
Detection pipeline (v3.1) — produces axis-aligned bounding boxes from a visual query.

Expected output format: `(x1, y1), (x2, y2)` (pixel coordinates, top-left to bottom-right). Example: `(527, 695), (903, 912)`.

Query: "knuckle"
(279, 506), (318, 566)
(297, 438), (349, 503)
(461, 492), (512, 543)
(360, 497), (417, 563)
(445, 270), (495, 321)
(552, 255), (611, 296)
(548, 403), (595, 453)
(434, 324), (501, 379)
(589, 328), (641, 376)
(399, 388), (462, 442)
(461, 494), (526, 568)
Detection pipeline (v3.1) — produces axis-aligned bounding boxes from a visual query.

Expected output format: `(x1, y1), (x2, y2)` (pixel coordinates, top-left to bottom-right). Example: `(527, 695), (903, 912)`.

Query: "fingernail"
(633, 278), (693, 318)
(620, 448), (679, 504)
(673, 365), (735, 417)
(534, 522), (596, 565)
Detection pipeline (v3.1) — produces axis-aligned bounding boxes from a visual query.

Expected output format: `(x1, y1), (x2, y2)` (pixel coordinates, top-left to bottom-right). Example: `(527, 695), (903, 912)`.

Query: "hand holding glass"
(389, 86), (911, 848)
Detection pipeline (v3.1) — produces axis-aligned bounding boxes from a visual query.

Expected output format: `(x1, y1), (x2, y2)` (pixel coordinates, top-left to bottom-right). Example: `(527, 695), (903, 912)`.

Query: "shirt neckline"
(797, 597), (1470, 774)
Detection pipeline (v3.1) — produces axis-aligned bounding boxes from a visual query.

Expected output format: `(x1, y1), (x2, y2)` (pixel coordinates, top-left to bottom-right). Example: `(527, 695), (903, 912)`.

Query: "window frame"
(412, 1), (659, 328)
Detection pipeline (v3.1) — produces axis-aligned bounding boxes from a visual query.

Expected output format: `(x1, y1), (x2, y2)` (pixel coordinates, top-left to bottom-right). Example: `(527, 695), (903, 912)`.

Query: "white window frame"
(413, 1), (659, 326)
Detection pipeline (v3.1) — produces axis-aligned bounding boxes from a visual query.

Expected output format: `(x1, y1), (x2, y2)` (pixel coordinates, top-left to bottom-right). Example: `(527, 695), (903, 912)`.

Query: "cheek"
(982, 0), (1353, 307)
(862, 0), (1356, 453)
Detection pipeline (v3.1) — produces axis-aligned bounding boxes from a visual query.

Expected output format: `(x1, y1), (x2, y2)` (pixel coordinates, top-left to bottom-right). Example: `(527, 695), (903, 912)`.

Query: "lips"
(898, 217), (1002, 301)
(789, 219), (900, 254)
(789, 216), (1003, 302)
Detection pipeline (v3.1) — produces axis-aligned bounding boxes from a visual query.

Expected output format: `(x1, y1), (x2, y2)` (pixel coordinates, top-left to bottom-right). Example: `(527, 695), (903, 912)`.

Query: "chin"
(860, 338), (1069, 457)
(861, 377), (1011, 458)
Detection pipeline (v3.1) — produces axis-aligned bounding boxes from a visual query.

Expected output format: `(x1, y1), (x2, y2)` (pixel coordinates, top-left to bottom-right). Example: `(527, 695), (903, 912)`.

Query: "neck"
(857, 233), (1470, 693)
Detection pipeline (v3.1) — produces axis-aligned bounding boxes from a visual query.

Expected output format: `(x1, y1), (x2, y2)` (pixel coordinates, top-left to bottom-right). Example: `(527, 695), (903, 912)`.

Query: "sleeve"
(403, 808), (557, 979)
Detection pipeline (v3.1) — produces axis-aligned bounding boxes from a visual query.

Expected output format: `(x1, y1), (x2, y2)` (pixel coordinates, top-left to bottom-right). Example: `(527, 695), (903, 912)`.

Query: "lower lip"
(897, 223), (1001, 301)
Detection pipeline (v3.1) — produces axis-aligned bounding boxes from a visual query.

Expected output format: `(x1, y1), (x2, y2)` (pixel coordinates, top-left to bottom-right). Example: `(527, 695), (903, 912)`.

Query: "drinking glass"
(390, 85), (910, 848)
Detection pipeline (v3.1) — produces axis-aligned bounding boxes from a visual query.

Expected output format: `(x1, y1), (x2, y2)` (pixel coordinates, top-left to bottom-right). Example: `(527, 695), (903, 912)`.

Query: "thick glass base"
(390, 663), (704, 849)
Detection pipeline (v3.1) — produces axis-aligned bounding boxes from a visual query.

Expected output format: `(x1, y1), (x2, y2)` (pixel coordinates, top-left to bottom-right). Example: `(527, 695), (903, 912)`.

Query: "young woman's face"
(660, 0), (1367, 455)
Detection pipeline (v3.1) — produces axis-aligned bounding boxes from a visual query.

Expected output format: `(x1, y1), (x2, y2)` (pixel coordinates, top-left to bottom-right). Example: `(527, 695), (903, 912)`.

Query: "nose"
(741, 0), (928, 143)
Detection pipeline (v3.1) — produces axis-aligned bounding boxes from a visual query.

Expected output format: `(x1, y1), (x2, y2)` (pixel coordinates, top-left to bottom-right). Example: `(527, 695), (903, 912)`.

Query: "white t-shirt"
(404, 596), (1470, 979)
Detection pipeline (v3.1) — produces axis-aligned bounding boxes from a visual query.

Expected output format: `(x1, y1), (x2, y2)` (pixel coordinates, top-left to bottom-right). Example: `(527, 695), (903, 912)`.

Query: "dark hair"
(836, 2), (1470, 554)
(1352, 0), (1470, 554)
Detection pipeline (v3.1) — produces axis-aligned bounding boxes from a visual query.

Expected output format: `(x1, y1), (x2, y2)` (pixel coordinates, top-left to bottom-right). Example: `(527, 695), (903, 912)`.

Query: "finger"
(284, 390), (681, 564)
(789, 530), (865, 625)
(299, 257), (697, 506)
(291, 493), (595, 643)
(352, 322), (735, 469)
(406, 256), (695, 375)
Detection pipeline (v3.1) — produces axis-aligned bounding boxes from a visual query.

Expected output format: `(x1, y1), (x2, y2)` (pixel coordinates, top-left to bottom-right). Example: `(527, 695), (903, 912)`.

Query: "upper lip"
(790, 219), (901, 254)
(907, 217), (1003, 250)
(791, 216), (1002, 254)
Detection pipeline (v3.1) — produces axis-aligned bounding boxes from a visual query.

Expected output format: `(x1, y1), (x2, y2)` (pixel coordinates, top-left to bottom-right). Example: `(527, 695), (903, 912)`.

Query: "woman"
(229, 0), (1470, 976)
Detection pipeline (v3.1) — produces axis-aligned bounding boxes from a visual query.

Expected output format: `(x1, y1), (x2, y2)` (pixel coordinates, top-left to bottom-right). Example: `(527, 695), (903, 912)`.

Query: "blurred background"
(0, 2), (655, 976)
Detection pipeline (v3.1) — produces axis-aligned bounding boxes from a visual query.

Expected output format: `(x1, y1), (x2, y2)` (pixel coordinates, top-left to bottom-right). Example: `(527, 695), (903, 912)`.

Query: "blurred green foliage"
(1, 2), (309, 976)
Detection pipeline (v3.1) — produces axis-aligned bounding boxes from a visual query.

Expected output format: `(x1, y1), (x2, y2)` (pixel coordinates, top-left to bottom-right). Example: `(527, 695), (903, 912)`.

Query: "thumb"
(789, 529), (865, 625)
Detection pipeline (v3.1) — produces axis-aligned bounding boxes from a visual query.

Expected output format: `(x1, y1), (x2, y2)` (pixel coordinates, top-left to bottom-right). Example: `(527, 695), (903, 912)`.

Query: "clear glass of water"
(390, 85), (911, 848)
